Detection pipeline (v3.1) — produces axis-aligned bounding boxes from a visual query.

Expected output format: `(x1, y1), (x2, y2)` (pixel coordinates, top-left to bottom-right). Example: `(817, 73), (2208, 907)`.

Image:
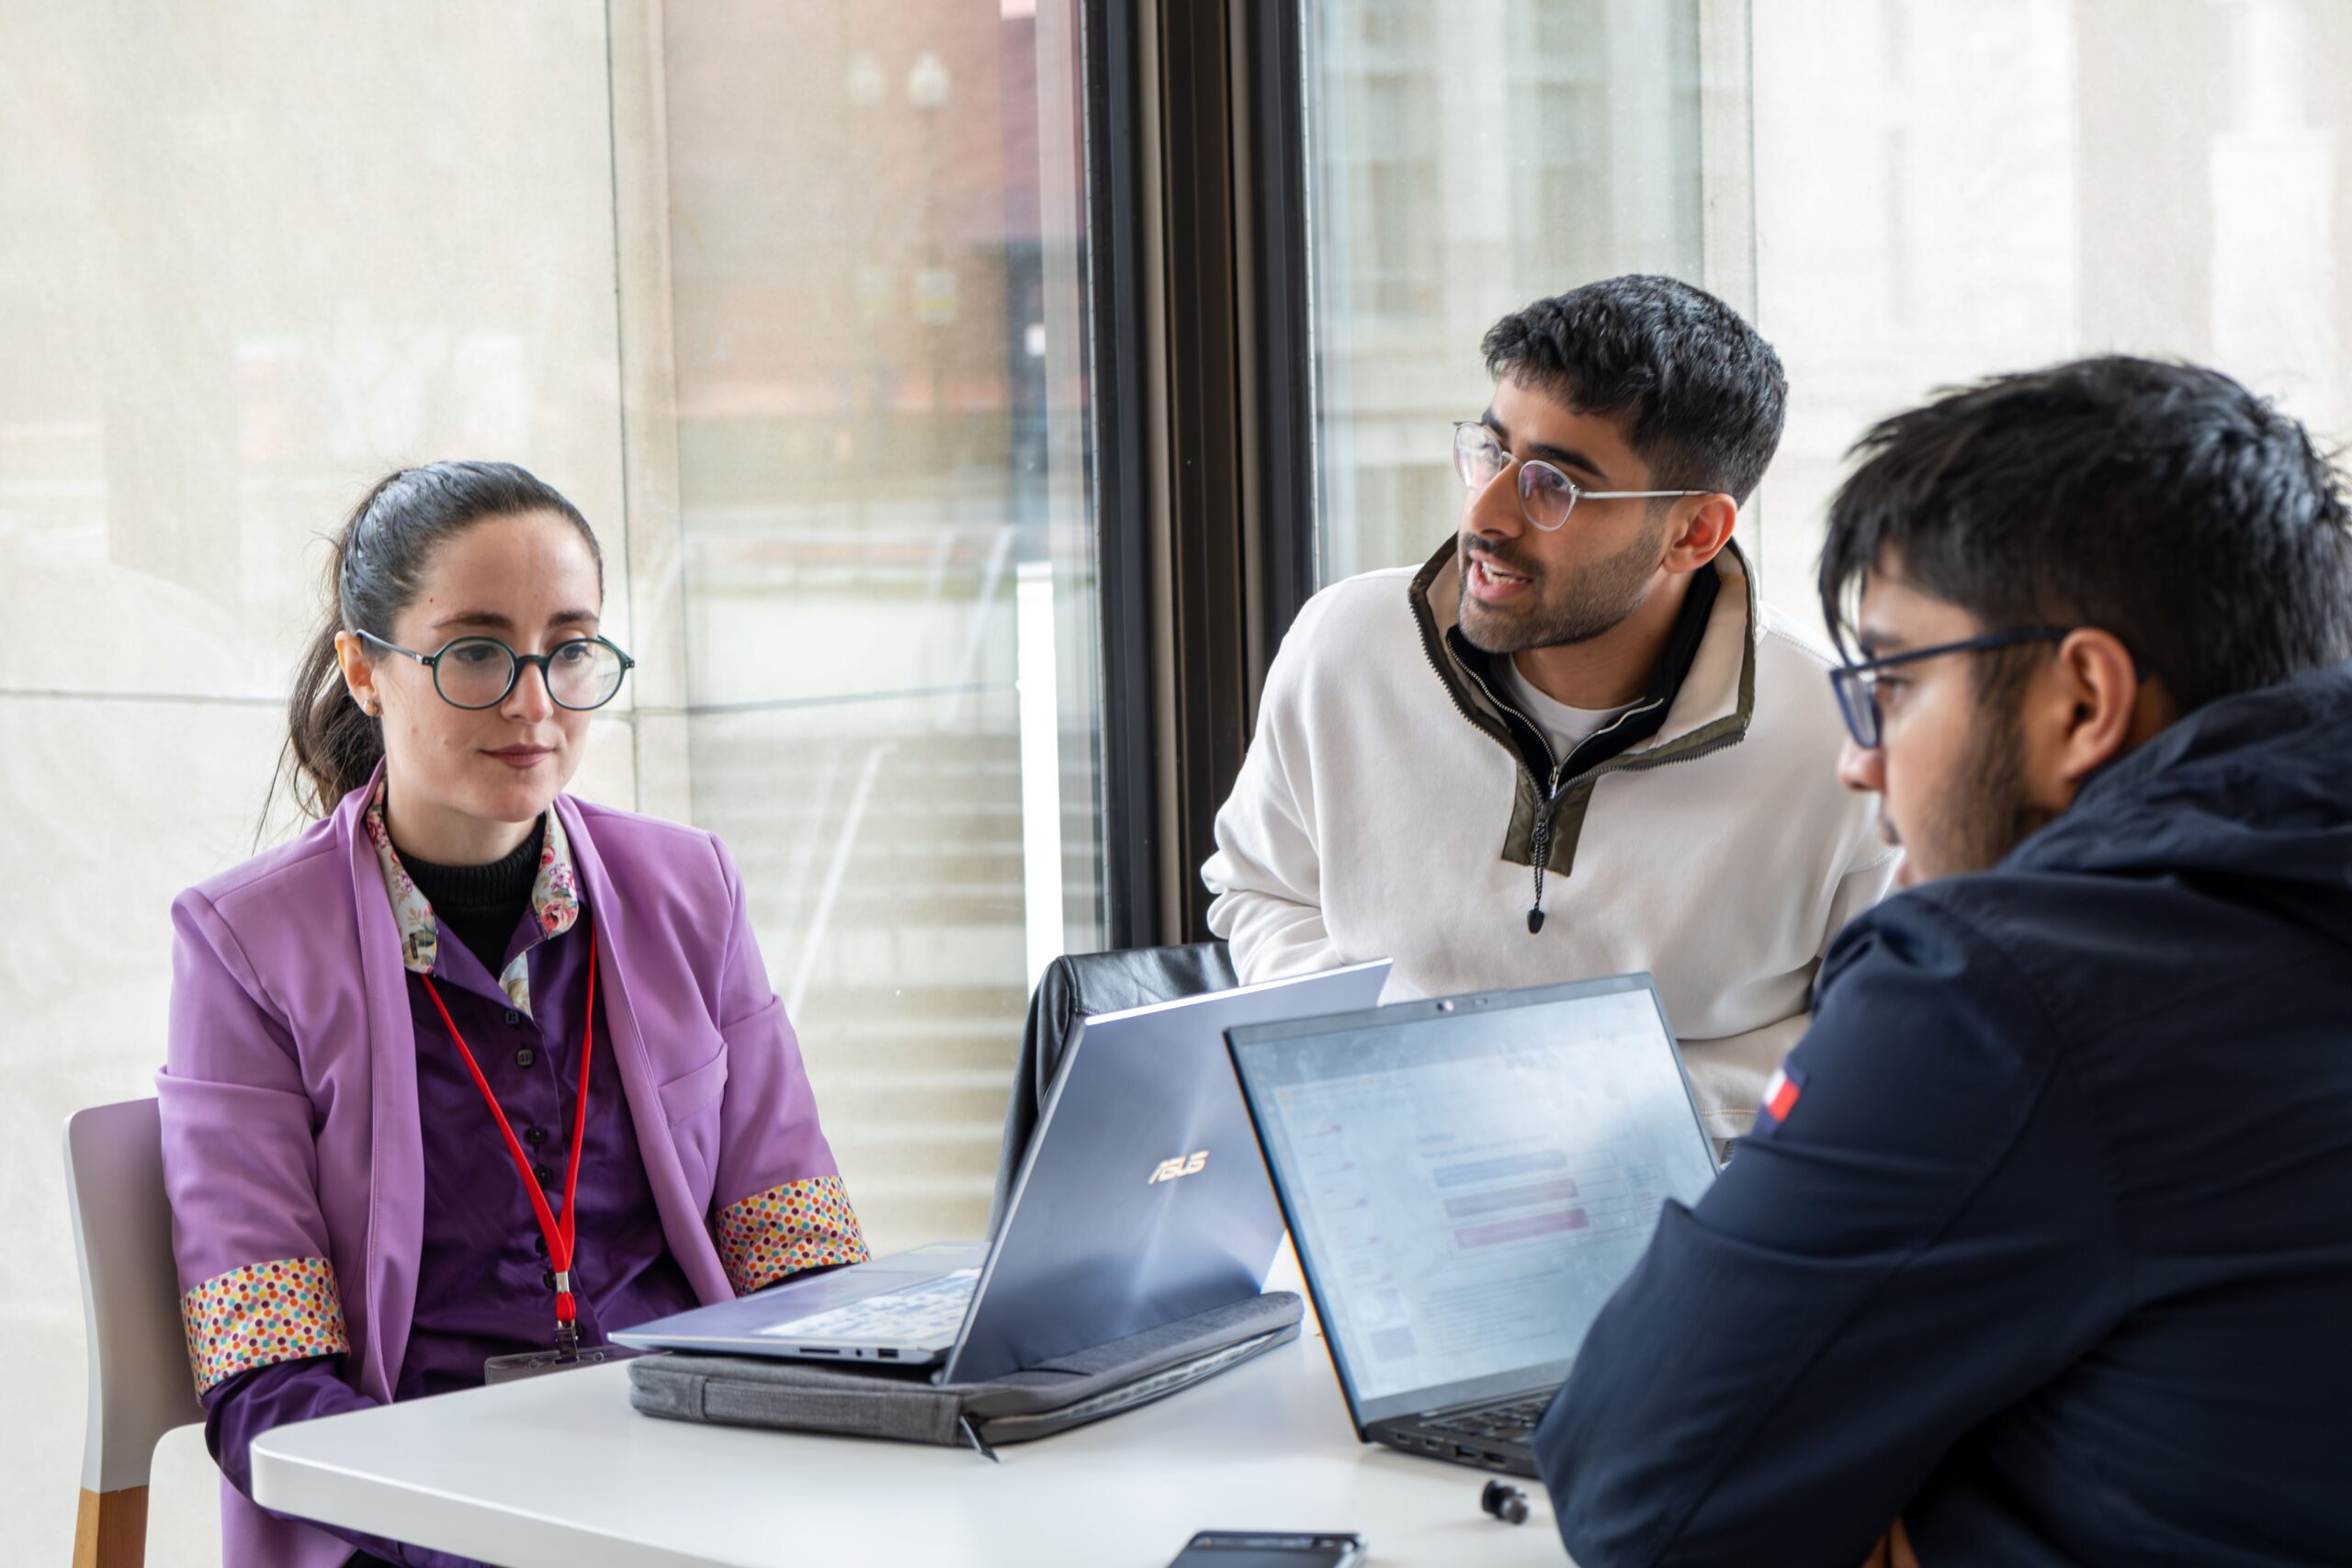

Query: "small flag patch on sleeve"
(1758, 1062), (1805, 1130)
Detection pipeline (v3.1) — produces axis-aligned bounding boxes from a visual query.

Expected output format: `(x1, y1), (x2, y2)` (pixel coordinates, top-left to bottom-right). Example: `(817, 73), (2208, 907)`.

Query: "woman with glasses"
(159, 462), (867, 1568)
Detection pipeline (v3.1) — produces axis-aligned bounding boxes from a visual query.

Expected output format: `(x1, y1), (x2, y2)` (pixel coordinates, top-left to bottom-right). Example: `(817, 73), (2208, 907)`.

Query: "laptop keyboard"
(1422, 1394), (1552, 1444)
(754, 1269), (979, 1343)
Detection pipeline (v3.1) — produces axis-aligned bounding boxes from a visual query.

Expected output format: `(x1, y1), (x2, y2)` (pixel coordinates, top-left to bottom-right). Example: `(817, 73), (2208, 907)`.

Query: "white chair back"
(65, 1097), (203, 1497)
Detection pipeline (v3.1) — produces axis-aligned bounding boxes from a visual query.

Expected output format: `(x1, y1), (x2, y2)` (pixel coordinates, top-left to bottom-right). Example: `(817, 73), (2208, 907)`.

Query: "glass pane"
(1303, 0), (1718, 584)
(1750, 0), (2352, 639)
(0, 10), (634, 1560)
(661, 0), (1105, 1248)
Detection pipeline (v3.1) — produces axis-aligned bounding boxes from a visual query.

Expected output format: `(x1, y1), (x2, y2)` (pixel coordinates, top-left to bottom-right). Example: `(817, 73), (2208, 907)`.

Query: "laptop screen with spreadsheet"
(1228, 975), (1719, 1427)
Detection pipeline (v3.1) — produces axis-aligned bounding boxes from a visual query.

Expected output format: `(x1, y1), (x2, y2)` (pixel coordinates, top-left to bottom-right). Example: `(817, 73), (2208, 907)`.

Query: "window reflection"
(1753, 0), (2352, 638)
(661, 0), (1104, 1248)
(1304, 0), (1709, 585)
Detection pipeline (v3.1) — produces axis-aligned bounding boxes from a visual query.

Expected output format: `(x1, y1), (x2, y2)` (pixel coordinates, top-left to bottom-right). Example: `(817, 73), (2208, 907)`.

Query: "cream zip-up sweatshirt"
(1202, 538), (1898, 1141)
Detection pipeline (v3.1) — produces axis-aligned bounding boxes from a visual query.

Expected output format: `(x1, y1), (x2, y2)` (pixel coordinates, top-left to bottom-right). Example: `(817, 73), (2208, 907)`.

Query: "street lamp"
(844, 51), (887, 108)
(907, 51), (951, 110)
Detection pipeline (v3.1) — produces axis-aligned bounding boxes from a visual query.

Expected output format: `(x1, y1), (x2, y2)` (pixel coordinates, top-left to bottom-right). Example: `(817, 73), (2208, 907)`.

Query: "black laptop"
(1227, 975), (1720, 1476)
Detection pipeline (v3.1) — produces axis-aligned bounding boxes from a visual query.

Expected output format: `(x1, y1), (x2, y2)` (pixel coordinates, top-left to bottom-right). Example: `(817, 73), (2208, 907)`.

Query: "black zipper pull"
(1527, 764), (1569, 935)
(1528, 818), (1550, 934)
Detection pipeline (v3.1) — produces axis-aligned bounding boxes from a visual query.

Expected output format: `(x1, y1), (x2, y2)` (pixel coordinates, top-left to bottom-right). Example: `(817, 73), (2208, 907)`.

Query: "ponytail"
(284, 589), (386, 818)
(267, 461), (602, 828)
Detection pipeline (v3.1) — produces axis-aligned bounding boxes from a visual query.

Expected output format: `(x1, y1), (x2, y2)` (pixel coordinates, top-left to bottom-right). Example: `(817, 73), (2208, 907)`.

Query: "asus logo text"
(1148, 1150), (1209, 1185)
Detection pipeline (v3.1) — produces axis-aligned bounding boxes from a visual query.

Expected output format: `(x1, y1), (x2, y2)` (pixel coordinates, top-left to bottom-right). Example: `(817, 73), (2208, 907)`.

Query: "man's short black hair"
(1481, 275), (1788, 503)
(1819, 355), (2352, 715)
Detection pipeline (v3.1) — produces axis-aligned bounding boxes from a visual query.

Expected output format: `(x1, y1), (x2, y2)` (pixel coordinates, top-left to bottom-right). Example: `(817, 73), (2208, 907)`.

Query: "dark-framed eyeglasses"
(1453, 420), (1702, 532)
(356, 629), (636, 712)
(1827, 627), (2075, 750)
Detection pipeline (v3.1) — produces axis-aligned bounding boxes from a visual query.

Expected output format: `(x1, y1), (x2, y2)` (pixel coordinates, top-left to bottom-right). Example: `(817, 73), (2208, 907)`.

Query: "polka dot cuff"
(714, 1174), (871, 1295)
(181, 1256), (351, 1394)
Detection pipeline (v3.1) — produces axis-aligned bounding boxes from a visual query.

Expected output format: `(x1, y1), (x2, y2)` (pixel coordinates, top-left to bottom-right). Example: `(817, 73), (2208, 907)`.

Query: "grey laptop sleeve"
(628, 1292), (1302, 1451)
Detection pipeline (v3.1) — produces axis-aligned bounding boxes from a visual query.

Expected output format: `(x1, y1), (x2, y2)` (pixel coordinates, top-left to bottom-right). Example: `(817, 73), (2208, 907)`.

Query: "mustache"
(1461, 536), (1540, 580)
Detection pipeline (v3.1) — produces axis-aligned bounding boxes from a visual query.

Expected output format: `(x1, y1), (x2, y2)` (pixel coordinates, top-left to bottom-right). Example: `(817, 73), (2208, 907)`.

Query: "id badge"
(484, 1342), (643, 1385)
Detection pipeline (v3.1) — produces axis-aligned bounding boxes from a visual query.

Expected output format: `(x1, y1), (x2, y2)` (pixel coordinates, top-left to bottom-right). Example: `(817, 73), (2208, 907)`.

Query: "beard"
(1455, 511), (1668, 655)
(1928, 697), (2057, 877)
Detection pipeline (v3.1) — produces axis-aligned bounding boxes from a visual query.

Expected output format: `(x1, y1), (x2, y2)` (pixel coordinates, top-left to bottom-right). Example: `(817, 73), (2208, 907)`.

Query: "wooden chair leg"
(73, 1485), (148, 1568)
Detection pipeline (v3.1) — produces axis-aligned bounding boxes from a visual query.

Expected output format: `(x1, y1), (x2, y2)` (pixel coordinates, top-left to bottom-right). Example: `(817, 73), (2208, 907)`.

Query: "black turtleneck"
(400, 817), (547, 976)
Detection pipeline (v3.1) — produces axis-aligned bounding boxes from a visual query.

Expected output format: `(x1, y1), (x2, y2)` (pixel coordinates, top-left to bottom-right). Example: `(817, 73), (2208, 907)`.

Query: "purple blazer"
(159, 777), (865, 1568)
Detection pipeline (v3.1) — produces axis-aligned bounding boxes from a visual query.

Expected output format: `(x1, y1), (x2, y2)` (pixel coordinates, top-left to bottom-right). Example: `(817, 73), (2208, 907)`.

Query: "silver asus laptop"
(615, 961), (1392, 1385)
(1226, 975), (1719, 1477)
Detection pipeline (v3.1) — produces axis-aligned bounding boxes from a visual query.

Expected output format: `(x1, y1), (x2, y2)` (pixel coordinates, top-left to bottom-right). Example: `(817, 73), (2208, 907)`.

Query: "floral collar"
(362, 784), (582, 1015)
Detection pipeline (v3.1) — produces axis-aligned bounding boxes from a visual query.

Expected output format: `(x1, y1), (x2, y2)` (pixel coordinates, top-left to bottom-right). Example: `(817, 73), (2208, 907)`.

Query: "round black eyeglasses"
(356, 629), (636, 712)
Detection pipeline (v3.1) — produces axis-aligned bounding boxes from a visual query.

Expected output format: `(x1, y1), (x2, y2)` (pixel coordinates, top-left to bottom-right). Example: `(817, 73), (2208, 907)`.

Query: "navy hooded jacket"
(1534, 662), (2352, 1566)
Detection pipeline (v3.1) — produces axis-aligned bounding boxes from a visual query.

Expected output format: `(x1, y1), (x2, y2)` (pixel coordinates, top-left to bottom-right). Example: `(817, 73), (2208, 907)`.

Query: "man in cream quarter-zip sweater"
(1203, 276), (1896, 1144)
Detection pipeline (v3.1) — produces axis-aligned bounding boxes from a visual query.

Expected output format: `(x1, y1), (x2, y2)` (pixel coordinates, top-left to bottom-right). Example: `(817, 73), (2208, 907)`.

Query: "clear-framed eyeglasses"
(356, 629), (636, 712)
(1452, 421), (1703, 532)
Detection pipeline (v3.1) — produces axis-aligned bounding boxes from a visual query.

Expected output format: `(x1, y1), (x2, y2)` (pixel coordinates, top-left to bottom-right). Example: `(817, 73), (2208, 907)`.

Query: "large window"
(1, 4), (1105, 1560)
(2, 9), (639, 1560)
(1301, 0), (2352, 641)
(1301, 0), (1745, 586)
(1749, 0), (2352, 637)
(653, 2), (1106, 1248)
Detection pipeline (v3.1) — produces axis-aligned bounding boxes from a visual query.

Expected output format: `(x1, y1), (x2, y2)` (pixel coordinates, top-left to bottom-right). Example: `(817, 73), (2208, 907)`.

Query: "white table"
(251, 1325), (1569, 1567)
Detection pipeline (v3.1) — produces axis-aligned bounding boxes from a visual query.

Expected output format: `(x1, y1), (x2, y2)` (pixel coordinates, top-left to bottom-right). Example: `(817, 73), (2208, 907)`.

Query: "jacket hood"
(2006, 660), (2352, 949)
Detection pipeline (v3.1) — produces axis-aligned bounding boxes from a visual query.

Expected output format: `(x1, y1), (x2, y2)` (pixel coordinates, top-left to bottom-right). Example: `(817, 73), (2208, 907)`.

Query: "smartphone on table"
(1164, 1531), (1367, 1567)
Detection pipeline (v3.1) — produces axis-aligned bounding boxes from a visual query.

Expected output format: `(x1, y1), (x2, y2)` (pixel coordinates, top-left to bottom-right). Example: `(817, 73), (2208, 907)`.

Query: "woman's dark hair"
(1818, 356), (2352, 716)
(278, 461), (603, 820)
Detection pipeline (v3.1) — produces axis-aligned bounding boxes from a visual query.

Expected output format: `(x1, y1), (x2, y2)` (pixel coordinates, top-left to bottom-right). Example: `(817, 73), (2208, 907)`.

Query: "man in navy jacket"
(1535, 356), (2352, 1566)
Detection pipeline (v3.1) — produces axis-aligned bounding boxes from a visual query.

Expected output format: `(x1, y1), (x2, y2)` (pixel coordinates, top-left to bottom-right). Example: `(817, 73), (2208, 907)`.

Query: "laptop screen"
(1229, 976), (1718, 1427)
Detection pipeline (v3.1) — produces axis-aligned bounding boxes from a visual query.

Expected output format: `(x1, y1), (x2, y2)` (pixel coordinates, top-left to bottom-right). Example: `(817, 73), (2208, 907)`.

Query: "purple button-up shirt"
(401, 906), (697, 1394)
(203, 900), (697, 1567)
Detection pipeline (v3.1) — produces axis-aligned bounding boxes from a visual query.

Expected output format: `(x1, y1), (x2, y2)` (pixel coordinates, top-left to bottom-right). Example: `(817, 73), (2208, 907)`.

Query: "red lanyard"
(417, 926), (598, 1351)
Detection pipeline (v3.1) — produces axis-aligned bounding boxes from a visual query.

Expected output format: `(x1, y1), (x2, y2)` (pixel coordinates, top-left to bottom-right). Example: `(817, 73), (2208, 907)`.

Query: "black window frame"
(1080, 0), (1317, 946)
